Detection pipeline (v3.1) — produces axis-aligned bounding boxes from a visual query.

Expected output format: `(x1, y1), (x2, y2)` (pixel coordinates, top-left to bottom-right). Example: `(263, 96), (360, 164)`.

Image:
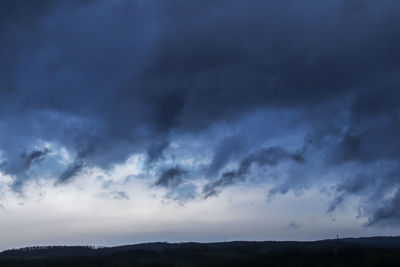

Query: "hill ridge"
(2, 236), (400, 259)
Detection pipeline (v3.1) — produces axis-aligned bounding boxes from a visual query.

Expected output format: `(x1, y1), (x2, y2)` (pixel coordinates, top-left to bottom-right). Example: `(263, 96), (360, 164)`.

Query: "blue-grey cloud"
(155, 166), (187, 188)
(203, 146), (304, 198)
(0, 0), (399, 225)
(111, 191), (130, 200)
(284, 220), (300, 231)
(365, 188), (400, 227)
(57, 161), (84, 184)
(206, 135), (247, 177)
(1, 148), (50, 192)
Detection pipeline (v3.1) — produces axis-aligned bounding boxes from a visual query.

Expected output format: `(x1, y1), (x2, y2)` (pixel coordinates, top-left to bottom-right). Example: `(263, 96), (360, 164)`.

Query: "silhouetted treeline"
(1, 237), (400, 266)
(0, 246), (95, 259)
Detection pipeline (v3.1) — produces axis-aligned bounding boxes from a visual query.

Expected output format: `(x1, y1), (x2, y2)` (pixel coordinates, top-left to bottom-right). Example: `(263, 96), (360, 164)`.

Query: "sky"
(0, 0), (400, 250)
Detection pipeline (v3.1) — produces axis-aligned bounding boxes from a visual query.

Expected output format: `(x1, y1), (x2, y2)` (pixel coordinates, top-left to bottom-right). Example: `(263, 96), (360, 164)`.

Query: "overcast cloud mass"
(0, 0), (400, 249)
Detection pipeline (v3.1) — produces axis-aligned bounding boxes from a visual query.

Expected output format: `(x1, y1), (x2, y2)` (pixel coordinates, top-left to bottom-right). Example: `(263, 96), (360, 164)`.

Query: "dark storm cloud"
(0, 148), (50, 192)
(326, 87), (400, 224)
(207, 136), (247, 177)
(327, 172), (375, 213)
(203, 146), (304, 198)
(57, 161), (84, 184)
(146, 141), (169, 165)
(0, 0), (400, 225)
(333, 88), (400, 164)
(155, 166), (187, 188)
(328, 164), (400, 222)
(3, 148), (50, 176)
(366, 188), (400, 226)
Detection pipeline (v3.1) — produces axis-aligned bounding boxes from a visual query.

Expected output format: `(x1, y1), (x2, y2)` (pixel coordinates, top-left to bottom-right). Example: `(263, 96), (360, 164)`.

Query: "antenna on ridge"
(224, 233), (227, 242)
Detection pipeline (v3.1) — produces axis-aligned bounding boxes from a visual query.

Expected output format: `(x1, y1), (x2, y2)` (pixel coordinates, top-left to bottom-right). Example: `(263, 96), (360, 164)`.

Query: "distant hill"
(2, 236), (400, 259)
(1, 237), (400, 266)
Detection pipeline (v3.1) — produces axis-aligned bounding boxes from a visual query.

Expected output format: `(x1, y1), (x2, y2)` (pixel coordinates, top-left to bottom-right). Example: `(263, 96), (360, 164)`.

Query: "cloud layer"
(0, 0), (400, 227)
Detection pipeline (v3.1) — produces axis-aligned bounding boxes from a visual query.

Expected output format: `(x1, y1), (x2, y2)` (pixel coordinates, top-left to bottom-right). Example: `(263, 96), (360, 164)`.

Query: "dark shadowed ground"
(1, 237), (400, 266)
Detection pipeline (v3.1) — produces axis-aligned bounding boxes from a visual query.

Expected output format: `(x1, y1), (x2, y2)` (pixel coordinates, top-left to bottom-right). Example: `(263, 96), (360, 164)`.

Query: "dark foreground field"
(1, 237), (400, 266)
